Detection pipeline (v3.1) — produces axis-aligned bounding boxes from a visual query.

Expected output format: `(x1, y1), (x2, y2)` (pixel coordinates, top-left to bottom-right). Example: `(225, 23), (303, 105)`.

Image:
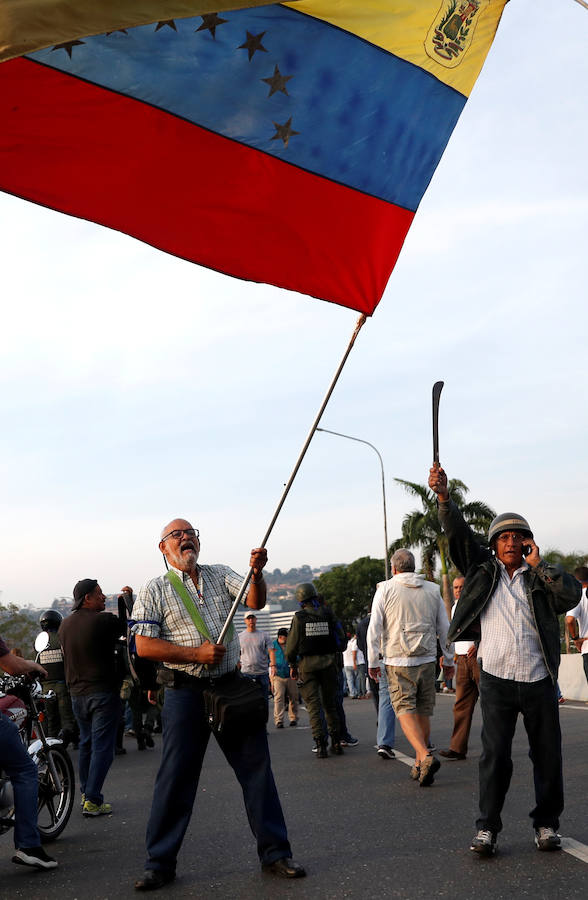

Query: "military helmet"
(295, 582), (318, 606)
(39, 609), (63, 631)
(488, 512), (533, 545)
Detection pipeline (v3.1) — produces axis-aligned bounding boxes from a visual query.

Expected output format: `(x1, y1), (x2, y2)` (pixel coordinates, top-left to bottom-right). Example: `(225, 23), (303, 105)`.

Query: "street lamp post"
(316, 428), (390, 581)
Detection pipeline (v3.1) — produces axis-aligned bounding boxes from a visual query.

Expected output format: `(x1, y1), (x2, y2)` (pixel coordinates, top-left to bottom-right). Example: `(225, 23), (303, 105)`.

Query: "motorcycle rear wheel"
(37, 745), (75, 842)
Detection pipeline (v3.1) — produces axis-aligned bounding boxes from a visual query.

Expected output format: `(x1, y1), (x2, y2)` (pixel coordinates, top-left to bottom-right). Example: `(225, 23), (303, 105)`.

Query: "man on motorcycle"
(0, 634), (58, 870)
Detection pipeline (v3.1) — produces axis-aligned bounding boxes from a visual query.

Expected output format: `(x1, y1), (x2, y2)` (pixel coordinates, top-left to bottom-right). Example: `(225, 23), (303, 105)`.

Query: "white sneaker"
(470, 830), (497, 857)
(377, 745), (396, 759)
(13, 846), (58, 869)
(534, 827), (561, 851)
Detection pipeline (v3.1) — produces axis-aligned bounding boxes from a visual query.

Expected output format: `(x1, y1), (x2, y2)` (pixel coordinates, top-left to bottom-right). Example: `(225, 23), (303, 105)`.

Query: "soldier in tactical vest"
(286, 583), (343, 758)
(37, 610), (78, 748)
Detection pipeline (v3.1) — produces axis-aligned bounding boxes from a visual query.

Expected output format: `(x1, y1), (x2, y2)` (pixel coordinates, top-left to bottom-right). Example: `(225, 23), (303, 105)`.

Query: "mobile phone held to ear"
(522, 543), (532, 557)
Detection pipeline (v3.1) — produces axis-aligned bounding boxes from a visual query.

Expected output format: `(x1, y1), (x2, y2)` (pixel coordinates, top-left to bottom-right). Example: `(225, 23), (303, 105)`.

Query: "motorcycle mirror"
(34, 631), (50, 653)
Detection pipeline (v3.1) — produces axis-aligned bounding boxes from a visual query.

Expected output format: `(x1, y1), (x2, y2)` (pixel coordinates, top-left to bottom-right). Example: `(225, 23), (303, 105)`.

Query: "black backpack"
(117, 597), (160, 691)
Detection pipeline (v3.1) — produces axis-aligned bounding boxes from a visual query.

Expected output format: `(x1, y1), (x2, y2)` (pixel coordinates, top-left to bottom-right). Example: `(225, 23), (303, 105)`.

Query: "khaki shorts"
(385, 662), (437, 716)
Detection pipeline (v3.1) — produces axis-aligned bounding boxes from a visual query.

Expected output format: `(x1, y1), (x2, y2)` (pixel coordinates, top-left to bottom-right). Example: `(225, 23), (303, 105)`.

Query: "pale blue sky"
(1, 0), (588, 608)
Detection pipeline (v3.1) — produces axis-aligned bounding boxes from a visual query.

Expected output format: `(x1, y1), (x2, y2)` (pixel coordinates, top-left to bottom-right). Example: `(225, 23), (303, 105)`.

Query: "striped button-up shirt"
(131, 563), (250, 678)
(479, 560), (548, 682)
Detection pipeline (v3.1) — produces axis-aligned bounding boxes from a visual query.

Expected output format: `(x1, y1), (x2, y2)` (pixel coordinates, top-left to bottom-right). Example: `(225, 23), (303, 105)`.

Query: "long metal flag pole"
(218, 312), (367, 644)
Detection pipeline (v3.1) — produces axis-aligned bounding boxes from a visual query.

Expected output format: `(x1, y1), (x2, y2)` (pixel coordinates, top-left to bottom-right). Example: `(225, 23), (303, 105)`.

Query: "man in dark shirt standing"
(59, 579), (123, 817)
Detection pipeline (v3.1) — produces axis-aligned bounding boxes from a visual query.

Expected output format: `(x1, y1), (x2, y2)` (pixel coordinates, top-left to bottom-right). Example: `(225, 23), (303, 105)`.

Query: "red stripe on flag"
(0, 58), (414, 314)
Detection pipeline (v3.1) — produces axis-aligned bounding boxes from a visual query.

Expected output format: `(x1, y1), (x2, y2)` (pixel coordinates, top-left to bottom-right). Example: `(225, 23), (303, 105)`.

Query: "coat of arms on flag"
(425, 1), (491, 68)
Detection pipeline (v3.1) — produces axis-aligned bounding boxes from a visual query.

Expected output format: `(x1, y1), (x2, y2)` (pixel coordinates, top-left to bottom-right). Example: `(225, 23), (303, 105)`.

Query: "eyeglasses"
(495, 532), (525, 544)
(161, 528), (199, 543)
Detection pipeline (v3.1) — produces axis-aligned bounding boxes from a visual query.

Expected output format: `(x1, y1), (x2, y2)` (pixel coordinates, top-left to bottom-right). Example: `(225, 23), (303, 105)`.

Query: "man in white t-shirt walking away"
(342, 634), (360, 698)
(566, 566), (588, 689)
(239, 613), (275, 712)
(439, 575), (480, 761)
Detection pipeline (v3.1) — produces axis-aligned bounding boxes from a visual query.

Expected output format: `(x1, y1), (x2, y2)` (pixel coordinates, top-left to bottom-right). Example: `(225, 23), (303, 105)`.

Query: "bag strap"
(165, 570), (234, 644)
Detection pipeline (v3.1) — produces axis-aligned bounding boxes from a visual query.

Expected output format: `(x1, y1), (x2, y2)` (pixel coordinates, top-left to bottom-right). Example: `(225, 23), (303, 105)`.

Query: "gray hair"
(390, 548), (415, 573)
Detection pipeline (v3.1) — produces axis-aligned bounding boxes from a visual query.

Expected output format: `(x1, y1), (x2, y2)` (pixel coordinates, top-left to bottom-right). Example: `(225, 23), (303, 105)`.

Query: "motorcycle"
(0, 654), (75, 842)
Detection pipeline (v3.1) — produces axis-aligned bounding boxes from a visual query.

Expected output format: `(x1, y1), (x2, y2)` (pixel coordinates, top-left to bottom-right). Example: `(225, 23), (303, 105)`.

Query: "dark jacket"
(440, 499), (580, 682)
(38, 631), (66, 682)
(286, 606), (339, 661)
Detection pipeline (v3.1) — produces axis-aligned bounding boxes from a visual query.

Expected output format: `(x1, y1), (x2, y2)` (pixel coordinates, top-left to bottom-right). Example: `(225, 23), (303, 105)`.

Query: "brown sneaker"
(419, 754), (441, 786)
(410, 763), (420, 781)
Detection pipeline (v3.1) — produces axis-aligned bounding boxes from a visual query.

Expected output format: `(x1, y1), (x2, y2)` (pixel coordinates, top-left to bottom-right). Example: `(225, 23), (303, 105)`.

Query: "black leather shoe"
(316, 740), (328, 759)
(263, 858), (306, 879)
(134, 870), (176, 891)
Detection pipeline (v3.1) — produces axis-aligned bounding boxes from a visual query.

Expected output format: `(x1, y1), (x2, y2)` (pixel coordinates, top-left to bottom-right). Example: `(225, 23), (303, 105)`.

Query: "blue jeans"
(344, 667), (358, 698)
(144, 686), (291, 875)
(377, 663), (396, 748)
(72, 691), (119, 805)
(0, 713), (40, 848)
(477, 671), (563, 834)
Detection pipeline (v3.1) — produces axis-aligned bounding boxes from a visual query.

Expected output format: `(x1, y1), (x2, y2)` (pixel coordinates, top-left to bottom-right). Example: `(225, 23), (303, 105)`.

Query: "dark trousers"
(477, 671), (563, 835)
(449, 654), (480, 755)
(584, 654), (588, 684)
(44, 680), (77, 739)
(144, 686), (291, 875)
(242, 672), (271, 719)
(368, 674), (380, 714)
(318, 668), (351, 741)
(299, 661), (340, 743)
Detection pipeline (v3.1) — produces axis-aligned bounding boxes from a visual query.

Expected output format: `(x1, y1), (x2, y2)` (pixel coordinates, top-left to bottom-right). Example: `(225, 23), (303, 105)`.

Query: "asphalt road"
(1, 693), (587, 900)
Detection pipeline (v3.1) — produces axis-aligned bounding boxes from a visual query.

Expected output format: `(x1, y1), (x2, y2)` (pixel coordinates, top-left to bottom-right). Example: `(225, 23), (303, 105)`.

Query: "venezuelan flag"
(0, 2), (507, 314)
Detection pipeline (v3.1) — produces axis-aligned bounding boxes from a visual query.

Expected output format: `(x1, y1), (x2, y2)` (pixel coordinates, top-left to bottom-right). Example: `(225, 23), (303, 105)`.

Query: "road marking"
(394, 750), (415, 768)
(392, 751), (588, 863)
(561, 837), (588, 864)
(391, 756), (588, 862)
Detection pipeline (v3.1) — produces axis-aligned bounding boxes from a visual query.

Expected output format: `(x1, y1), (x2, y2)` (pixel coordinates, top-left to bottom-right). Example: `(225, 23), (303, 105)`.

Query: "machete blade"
(432, 381), (444, 464)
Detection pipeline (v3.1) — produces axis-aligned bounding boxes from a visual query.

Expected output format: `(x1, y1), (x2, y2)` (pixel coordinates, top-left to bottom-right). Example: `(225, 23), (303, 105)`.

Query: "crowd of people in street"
(1, 461), (588, 887)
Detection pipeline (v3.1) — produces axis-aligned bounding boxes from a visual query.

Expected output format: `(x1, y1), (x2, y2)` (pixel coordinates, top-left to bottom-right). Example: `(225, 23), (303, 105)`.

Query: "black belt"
(167, 668), (239, 690)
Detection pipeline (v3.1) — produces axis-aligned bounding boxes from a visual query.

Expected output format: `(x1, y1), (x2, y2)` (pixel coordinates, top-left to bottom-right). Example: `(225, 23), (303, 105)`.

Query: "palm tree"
(391, 478), (495, 619)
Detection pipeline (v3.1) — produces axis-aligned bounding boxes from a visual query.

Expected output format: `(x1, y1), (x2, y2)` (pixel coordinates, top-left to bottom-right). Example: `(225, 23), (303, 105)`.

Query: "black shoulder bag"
(165, 571), (267, 740)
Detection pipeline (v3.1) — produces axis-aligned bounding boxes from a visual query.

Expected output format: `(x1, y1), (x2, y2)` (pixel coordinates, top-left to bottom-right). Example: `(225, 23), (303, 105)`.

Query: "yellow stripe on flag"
(285, 0), (509, 97)
(0, 0), (281, 63)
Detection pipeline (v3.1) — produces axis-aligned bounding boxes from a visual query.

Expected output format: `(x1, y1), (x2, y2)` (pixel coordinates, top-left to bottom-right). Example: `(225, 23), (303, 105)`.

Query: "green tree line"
(0, 604), (40, 655)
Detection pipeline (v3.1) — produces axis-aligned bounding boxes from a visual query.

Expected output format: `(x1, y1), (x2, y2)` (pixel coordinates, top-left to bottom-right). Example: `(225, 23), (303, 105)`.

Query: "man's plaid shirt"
(131, 563), (250, 678)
